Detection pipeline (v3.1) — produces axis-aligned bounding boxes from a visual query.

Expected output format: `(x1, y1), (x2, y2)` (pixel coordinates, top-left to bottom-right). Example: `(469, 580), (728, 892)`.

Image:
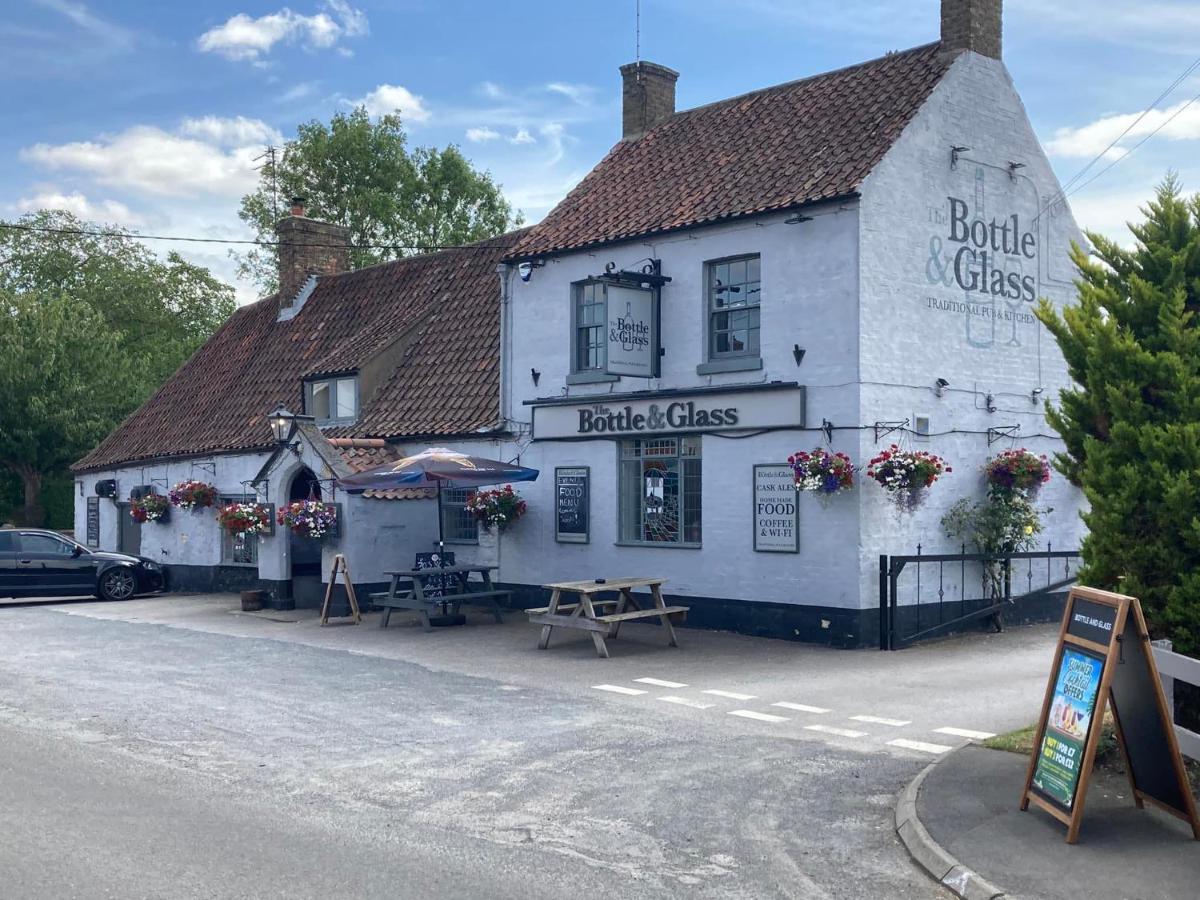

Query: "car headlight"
(142, 560), (160, 572)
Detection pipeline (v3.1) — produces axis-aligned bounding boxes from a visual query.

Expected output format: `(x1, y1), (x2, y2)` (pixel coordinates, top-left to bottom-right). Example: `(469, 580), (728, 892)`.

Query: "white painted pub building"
(74, 0), (1086, 645)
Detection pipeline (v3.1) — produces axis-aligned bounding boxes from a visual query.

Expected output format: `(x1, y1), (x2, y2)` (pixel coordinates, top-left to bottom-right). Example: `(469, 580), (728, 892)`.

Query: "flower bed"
(169, 480), (218, 511)
(788, 448), (856, 501)
(465, 485), (527, 531)
(984, 448), (1050, 497)
(217, 502), (271, 537)
(867, 444), (951, 512)
(130, 493), (169, 523)
(277, 500), (338, 539)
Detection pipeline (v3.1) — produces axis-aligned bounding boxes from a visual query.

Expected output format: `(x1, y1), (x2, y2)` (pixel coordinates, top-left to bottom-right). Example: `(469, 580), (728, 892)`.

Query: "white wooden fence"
(1153, 639), (1200, 761)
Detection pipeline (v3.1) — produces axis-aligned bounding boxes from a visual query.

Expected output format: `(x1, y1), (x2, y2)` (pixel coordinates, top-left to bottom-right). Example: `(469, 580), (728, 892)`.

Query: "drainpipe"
(496, 262), (513, 432)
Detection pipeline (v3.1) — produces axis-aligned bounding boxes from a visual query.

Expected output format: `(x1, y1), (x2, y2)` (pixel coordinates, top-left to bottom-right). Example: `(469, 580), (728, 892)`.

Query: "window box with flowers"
(277, 500), (339, 539)
(465, 486), (527, 531)
(866, 444), (951, 512)
(130, 493), (170, 524)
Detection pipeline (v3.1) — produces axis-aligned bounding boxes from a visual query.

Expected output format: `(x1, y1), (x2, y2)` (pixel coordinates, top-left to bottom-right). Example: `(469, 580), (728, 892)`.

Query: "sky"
(4, 0), (1200, 304)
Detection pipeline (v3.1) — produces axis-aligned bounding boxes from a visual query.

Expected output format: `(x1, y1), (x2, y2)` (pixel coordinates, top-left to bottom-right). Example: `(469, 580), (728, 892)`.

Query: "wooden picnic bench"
(527, 577), (687, 658)
(371, 564), (509, 632)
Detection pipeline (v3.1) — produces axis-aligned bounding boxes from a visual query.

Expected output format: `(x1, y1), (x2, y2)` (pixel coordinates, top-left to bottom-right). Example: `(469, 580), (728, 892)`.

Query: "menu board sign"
(753, 465), (799, 553)
(1031, 647), (1105, 809)
(555, 467), (589, 544)
(86, 496), (100, 547)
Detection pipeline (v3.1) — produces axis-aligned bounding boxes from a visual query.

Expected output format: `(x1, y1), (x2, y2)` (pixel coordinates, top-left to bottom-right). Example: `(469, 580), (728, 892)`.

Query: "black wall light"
(1031, 387), (1044, 404)
(934, 377), (950, 398)
(792, 344), (806, 366)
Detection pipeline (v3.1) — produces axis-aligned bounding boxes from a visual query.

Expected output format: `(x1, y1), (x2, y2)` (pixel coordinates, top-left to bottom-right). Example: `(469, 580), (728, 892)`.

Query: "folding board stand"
(320, 554), (362, 626)
(1020, 585), (1199, 843)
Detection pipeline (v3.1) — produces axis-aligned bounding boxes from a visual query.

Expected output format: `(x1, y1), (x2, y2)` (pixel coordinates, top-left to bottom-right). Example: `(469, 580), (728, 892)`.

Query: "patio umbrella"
(338, 448), (539, 557)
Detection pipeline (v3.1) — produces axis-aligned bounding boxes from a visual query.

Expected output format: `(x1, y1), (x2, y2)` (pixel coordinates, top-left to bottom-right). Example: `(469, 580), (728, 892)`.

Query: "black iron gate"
(879, 545), (1081, 650)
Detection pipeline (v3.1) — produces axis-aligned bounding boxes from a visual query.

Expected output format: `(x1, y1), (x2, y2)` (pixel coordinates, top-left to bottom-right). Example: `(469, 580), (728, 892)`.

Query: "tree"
(1036, 175), (1200, 656)
(0, 210), (236, 526)
(234, 107), (520, 293)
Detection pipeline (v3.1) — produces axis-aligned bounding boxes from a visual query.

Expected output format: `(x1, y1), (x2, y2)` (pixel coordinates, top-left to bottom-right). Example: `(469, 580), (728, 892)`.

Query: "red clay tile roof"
(74, 231), (524, 473)
(508, 42), (952, 260)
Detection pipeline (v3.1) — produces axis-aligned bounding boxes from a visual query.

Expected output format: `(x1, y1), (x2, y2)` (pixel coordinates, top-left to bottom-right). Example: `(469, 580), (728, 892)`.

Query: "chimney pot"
(619, 61), (679, 141)
(290, 196), (307, 217)
(941, 0), (1002, 60)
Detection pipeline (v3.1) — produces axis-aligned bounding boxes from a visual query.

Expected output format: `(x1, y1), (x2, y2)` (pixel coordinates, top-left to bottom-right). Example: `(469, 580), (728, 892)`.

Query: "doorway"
(116, 503), (141, 556)
(288, 468), (324, 607)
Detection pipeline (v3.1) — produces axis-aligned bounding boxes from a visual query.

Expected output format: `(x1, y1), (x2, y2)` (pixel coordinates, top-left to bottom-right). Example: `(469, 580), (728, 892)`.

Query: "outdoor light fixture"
(1031, 387), (1044, 404)
(985, 394), (997, 413)
(269, 404), (301, 455)
(951, 146), (970, 169)
(934, 377), (950, 398)
(821, 419), (834, 443)
(792, 344), (806, 366)
(531, 368), (541, 386)
(785, 213), (814, 225)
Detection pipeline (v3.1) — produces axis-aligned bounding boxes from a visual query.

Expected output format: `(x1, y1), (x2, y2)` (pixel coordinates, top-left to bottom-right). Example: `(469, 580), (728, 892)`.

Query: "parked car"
(0, 528), (165, 601)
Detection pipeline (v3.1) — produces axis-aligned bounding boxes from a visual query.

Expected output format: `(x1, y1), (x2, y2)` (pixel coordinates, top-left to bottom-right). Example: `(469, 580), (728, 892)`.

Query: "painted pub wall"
(855, 51), (1087, 604)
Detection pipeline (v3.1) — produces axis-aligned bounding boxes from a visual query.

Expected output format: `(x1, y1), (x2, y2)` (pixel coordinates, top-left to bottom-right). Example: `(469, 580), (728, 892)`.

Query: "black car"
(0, 528), (165, 601)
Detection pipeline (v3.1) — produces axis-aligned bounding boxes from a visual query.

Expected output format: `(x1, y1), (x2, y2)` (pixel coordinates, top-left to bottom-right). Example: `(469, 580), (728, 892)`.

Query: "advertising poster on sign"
(1032, 648), (1105, 809)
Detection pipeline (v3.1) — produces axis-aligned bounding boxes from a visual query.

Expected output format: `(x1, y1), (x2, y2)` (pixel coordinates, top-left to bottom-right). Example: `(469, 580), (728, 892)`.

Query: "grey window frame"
(700, 254), (762, 373)
(440, 486), (479, 545)
(219, 496), (258, 567)
(303, 375), (359, 425)
(568, 280), (619, 385)
(616, 436), (703, 548)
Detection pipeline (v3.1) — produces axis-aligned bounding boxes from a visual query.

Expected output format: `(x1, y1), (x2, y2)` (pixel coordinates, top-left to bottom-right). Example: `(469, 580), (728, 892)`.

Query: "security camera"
(934, 378), (950, 398)
(1031, 387), (1044, 404)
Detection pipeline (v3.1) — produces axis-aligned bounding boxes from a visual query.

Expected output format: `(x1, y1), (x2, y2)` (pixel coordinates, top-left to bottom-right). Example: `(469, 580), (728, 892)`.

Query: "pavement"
(904, 744), (1200, 900)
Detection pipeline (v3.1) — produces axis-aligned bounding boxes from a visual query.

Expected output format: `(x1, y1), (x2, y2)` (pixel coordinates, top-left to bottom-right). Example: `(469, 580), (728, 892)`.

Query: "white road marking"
(850, 715), (911, 727)
(591, 684), (648, 696)
(804, 724), (868, 739)
(888, 738), (954, 755)
(702, 689), (757, 700)
(772, 702), (831, 714)
(728, 709), (789, 723)
(934, 726), (996, 740)
(635, 678), (689, 689)
(659, 695), (716, 709)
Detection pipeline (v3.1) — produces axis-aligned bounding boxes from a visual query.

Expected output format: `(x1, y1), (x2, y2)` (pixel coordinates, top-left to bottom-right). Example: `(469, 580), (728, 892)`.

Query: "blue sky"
(5, 0), (1200, 302)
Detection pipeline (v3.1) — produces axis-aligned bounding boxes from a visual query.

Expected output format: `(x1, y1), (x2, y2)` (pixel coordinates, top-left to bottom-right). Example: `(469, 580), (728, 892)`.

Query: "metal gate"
(879, 545), (1081, 650)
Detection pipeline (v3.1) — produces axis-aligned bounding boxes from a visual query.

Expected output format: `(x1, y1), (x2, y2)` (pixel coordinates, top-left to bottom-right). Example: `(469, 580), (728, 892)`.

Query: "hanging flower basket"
(130, 493), (170, 524)
(788, 448), (856, 505)
(984, 449), (1050, 498)
(465, 485), (527, 531)
(277, 500), (338, 539)
(867, 444), (951, 513)
(169, 480), (218, 511)
(217, 502), (271, 538)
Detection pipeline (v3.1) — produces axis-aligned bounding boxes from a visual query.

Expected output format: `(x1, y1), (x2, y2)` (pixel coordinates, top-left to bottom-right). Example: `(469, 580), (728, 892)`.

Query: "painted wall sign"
(605, 284), (657, 378)
(531, 387), (806, 441)
(555, 467), (589, 543)
(85, 496), (100, 548)
(753, 465), (798, 553)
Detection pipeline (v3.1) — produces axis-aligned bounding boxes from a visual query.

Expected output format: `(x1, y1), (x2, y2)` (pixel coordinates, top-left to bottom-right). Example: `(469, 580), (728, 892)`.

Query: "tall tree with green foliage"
(0, 210), (236, 526)
(234, 106), (520, 293)
(1036, 176), (1200, 656)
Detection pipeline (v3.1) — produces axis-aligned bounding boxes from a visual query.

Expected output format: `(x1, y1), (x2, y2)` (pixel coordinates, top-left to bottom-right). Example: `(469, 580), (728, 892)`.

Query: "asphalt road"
(0, 605), (957, 899)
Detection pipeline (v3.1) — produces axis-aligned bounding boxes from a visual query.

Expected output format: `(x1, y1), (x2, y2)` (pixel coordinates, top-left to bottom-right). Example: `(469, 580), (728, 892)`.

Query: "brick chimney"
(619, 61), (679, 141)
(941, 0), (1002, 59)
(274, 197), (350, 311)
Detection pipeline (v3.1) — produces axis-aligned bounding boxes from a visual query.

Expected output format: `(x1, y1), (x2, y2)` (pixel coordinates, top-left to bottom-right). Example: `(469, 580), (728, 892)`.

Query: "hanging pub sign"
(604, 283), (658, 378)
(753, 465), (799, 553)
(86, 496), (100, 547)
(1020, 586), (1200, 844)
(555, 467), (589, 543)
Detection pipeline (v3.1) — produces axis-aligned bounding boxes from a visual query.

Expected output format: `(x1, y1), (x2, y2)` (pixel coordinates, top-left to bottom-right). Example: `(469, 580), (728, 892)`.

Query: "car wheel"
(99, 567), (137, 601)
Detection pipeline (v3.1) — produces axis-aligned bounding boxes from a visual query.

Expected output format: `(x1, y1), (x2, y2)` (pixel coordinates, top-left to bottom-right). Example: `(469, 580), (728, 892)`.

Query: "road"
(0, 598), (1059, 898)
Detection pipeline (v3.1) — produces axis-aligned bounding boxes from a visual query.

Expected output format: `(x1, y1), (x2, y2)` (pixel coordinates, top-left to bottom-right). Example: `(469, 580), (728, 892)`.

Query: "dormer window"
(304, 375), (358, 425)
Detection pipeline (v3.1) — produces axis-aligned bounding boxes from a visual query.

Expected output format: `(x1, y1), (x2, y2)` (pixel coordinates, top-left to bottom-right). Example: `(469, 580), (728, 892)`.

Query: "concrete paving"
(918, 745), (1200, 900)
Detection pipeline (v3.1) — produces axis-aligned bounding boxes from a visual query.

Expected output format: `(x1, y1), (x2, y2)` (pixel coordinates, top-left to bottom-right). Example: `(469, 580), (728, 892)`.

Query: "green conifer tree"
(1037, 175), (1200, 655)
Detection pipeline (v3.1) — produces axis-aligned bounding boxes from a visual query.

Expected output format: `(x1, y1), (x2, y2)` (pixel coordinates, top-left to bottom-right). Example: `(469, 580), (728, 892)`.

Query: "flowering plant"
(984, 449), (1050, 497)
(465, 485), (527, 531)
(169, 480), (218, 511)
(217, 502), (271, 537)
(130, 493), (169, 523)
(277, 500), (338, 539)
(788, 448), (856, 500)
(866, 444), (952, 512)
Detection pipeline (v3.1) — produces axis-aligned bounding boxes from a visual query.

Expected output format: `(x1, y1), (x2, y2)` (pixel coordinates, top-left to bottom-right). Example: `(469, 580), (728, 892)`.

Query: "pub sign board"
(555, 467), (589, 544)
(753, 465), (798, 553)
(1020, 586), (1200, 843)
(604, 284), (657, 378)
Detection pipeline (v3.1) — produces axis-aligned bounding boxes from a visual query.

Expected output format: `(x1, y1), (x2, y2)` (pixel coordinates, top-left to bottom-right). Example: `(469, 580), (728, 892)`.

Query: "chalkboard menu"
(86, 496), (100, 547)
(555, 467), (589, 543)
(1021, 586), (1200, 843)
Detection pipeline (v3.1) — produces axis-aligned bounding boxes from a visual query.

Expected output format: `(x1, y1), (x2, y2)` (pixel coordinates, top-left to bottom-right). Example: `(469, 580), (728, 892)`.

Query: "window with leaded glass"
(573, 281), (606, 373)
(440, 486), (478, 544)
(618, 437), (702, 546)
(707, 255), (761, 360)
(219, 497), (258, 566)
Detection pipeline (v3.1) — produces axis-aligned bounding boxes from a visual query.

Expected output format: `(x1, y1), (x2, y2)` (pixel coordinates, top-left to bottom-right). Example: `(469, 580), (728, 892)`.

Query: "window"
(573, 281), (607, 373)
(304, 376), (358, 424)
(707, 255), (761, 361)
(20, 533), (76, 554)
(219, 498), (258, 566)
(440, 487), (478, 544)
(619, 437), (702, 546)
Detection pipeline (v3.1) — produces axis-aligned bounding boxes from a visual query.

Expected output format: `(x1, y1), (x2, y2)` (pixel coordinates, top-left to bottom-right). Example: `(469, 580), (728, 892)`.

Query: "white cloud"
(545, 82), (595, 105)
(353, 84), (430, 122)
(466, 127), (500, 143)
(510, 129), (536, 145)
(197, 2), (367, 62)
(11, 189), (139, 225)
(1047, 99), (1200, 159)
(180, 115), (283, 148)
(33, 0), (136, 50)
(479, 81), (505, 100)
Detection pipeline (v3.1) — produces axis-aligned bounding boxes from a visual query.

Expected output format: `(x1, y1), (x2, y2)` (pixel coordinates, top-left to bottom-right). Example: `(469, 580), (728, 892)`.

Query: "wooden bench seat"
(594, 606), (688, 624)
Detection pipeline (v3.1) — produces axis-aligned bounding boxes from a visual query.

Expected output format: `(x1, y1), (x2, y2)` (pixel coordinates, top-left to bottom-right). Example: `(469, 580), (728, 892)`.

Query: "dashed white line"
(728, 709), (789, 723)
(850, 715), (911, 727)
(591, 684), (647, 696)
(934, 726), (996, 740)
(634, 677), (689, 689)
(659, 695), (716, 709)
(772, 702), (831, 714)
(702, 689), (757, 701)
(804, 724), (868, 739)
(888, 738), (954, 755)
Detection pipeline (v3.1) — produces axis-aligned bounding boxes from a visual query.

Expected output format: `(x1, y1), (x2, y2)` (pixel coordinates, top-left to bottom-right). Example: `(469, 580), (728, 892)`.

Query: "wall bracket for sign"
(1020, 585), (1200, 843)
(874, 419), (909, 443)
(189, 459), (217, 479)
(597, 257), (672, 289)
(987, 424), (1021, 446)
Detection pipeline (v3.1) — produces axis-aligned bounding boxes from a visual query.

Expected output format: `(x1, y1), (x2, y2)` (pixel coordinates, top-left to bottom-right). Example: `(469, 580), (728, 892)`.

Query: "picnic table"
(526, 577), (687, 658)
(372, 564), (509, 631)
